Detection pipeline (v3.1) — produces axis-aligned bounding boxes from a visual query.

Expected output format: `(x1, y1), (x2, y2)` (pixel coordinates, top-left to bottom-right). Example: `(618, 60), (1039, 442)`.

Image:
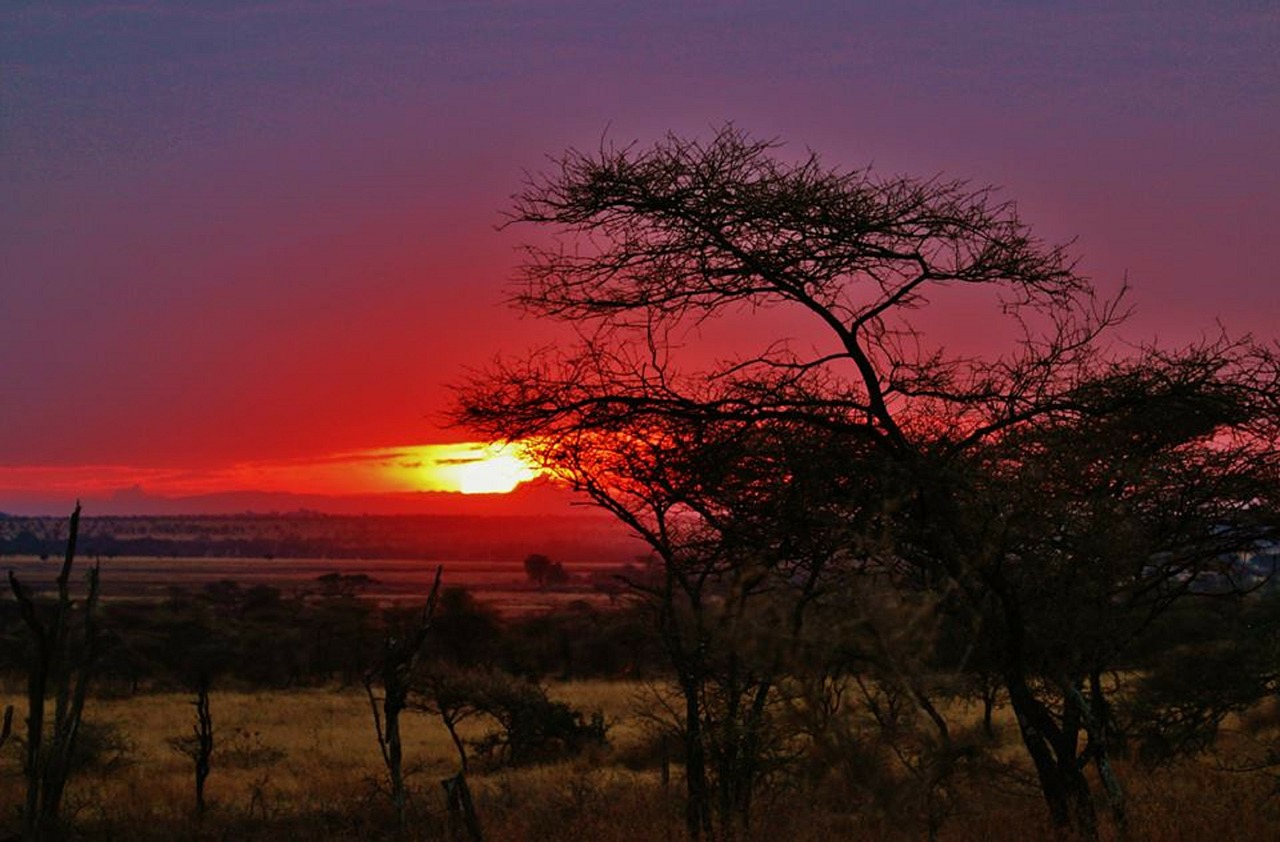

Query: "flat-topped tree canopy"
(466, 126), (1124, 457)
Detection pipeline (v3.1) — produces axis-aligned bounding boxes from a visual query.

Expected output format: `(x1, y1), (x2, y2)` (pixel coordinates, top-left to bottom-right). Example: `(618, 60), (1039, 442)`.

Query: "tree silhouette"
(7, 504), (102, 840)
(522, 553), (553, 588)
(455, 126), (1280, 838)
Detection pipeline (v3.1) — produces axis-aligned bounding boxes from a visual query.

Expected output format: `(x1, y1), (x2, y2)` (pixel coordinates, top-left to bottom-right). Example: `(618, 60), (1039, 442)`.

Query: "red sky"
(2, 2), (1277, 515)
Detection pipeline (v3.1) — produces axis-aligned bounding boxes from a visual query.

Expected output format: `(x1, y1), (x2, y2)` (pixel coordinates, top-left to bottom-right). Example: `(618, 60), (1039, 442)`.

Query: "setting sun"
(451, 450), (539, 494)
(419, 442), (541, 495)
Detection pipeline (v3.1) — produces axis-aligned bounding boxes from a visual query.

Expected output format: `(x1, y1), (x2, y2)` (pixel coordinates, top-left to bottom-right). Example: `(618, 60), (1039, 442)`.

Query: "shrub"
(219, 728), (288, 769)
(413, 664), (608, 768)
(69, 720), (135, 774)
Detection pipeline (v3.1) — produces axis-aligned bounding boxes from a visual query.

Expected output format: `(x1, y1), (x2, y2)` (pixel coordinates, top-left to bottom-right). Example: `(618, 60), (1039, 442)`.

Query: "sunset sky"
(2, 1), (1277, 514)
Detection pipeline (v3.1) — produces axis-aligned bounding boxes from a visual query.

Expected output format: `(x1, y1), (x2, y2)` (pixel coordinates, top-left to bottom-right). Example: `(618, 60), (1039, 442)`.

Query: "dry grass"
(1, 683), (1277, 840)
(1, 687), (452, 839)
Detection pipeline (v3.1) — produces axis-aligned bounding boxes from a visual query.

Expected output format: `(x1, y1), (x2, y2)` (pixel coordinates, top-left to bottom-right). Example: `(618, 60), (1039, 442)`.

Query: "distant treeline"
(0, 512), (640, 563)
(0, 576), (665, 693)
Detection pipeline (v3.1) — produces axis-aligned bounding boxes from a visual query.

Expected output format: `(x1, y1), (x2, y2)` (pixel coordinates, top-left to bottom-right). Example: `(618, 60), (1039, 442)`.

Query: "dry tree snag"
(169, 672), (215, 818)
(7, 503), (102, 841)
(365, 565), (443, 829)
(192, 676), (214, 817)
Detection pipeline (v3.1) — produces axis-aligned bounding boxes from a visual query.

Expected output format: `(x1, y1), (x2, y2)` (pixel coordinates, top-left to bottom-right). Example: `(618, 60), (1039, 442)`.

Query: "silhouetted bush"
(69, 720), (135, 774)
(413, 664), (608, 767)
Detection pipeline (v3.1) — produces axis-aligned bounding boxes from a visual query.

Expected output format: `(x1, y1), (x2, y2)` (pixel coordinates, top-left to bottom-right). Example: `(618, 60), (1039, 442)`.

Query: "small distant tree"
(522, 553), (553, 588)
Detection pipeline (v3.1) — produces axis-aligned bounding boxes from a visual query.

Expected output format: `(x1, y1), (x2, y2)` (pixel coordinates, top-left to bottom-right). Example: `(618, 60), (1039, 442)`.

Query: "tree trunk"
(1005, 674), (1098, 839)
(192, 675), (214, 818)
(681, 674), (713, 841)
(442, 773), (484, 842)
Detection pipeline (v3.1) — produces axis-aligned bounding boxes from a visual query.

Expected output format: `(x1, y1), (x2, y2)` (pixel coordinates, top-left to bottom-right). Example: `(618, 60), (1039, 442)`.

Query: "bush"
(69, 720), (135, 774)
(475, 691), (608, 766)
(413, 664), (608, 767)
(220, 728), (288, 769)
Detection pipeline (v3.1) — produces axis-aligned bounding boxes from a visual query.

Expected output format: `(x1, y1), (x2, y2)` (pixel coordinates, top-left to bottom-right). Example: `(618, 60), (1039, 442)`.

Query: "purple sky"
(2, 1), (1277, 511)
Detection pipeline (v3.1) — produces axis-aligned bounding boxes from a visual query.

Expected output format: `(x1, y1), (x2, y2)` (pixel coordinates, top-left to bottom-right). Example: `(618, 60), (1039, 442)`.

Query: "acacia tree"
(455, 127), (1280, 837)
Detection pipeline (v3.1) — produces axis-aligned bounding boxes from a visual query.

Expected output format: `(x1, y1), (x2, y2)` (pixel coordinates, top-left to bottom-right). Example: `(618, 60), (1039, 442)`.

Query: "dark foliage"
(412, 663), (608, 768)
(452, 126), (1280, 840)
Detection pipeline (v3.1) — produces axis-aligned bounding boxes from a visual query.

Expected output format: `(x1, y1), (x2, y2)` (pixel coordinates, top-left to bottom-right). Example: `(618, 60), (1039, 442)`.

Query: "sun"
(424, 442), (542, 494)
(364, 442), (544, 495)
(453, 450), (539, 494)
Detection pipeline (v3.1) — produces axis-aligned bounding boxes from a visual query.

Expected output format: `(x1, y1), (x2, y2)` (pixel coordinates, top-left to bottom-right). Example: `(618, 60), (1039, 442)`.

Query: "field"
(0, 682), (676, 841)
(3, 541), (1278, 840)
(2, 682), (1277, 841)
(1, 555), (625, 615)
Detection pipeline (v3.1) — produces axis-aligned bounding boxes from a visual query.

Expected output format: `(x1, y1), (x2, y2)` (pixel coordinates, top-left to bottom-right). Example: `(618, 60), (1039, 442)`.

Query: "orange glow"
(0, 442), (546, 502)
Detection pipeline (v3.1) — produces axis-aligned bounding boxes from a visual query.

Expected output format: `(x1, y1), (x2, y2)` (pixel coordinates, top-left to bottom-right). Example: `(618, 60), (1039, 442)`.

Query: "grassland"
(1, 554), (625, 617)
(2, 681), (1276, 841)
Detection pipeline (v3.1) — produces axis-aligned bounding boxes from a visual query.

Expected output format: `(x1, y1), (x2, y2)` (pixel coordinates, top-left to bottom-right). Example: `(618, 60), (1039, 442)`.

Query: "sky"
(2, 1), (1277, 514)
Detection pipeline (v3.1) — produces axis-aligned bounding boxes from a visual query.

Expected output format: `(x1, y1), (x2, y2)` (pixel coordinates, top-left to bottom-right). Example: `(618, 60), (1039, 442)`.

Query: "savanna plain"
(2, 541), (1278, 842)
(2, 681), (1278, 840)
